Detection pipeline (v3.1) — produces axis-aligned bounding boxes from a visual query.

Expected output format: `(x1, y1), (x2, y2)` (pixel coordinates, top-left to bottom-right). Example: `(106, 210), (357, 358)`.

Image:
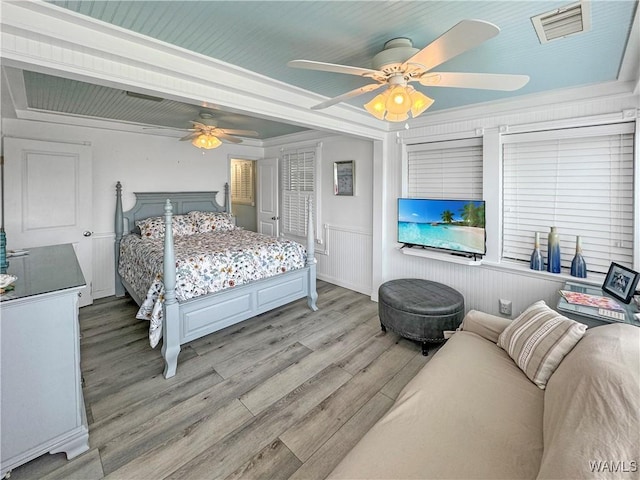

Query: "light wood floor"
(10, 281), (436, 480)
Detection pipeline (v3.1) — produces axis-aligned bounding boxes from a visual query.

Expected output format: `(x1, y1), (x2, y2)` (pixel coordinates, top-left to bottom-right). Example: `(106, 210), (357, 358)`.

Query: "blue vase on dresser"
(547, 227), (561, 273)
(530, 232), (544, 271)
(570, 235), (587, 278)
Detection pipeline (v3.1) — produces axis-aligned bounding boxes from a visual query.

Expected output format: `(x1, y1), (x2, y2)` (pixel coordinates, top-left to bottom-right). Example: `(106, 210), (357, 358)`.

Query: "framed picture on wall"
(334, 160), (355, 196)
(602, 262), (639, 304)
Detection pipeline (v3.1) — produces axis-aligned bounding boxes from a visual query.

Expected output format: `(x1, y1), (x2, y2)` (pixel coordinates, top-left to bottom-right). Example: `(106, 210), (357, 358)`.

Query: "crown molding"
(1, 0), (387, 142)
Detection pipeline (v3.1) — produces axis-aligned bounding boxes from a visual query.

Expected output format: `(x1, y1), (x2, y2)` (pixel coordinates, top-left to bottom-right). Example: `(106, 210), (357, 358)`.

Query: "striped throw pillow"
(497, 301), (587, 389)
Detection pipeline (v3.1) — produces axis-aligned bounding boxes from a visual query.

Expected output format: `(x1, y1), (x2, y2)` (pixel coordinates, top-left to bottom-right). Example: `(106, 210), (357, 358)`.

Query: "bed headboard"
(114, 181), (229, 235)
(114, 181), (230, 297)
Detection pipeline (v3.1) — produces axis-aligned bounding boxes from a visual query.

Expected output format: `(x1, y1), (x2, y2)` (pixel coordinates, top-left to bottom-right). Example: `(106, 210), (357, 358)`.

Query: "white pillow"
(135, 214), (197, 238)
(497, 300), (587, 389)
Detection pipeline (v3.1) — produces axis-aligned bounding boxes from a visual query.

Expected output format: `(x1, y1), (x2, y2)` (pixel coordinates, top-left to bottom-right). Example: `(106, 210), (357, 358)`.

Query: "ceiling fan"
(288, 19), (530, 121)
(179, 112), (259, 149)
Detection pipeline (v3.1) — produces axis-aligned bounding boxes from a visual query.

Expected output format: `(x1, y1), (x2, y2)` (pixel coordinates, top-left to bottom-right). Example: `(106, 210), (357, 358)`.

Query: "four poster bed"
(114, 181), (318, 378)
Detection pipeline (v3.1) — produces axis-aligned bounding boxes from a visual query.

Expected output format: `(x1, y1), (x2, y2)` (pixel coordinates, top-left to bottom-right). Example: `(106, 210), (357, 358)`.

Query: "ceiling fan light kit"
(180, 112), (259, 149)
(289, 19), (529, 122)
(364, 84), (434, 122)
(192, 134), (222, 149)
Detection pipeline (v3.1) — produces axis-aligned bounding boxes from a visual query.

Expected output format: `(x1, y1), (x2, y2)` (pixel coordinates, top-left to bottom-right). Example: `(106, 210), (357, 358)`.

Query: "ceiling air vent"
(531, 1), (591, 44)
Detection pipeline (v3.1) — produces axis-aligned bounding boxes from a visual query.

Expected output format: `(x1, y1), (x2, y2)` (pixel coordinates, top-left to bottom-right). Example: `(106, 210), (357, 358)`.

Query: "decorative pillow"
(497, 300), (587, 389)
(135, 214), (197, 239)
(188, 211), (236, 233)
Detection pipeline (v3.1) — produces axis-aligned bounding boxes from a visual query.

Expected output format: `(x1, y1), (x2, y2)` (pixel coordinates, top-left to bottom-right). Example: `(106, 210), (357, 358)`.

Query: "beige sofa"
(329, 308), (640, 479)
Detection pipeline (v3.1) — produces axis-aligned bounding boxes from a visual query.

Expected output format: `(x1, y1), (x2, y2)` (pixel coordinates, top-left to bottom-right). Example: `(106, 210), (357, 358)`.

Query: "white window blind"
(406, 138), (483, 200)
(502, 123), (634, 274)
(230, 159), (254, 206)
(281, 147), (315, 237)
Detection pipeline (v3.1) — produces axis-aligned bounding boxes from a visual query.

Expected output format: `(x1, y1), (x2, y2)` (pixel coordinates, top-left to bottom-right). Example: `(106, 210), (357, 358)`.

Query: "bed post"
(114, 181), (125, 297)
(224, 182), (231, 213)
(306, 198), (318, 311)
(161, 199), (181, 379)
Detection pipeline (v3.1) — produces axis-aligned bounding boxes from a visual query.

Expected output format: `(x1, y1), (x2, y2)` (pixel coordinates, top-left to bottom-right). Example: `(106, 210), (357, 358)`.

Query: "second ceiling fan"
(180, 112), (259, 149)
(288, 19), (530, 121)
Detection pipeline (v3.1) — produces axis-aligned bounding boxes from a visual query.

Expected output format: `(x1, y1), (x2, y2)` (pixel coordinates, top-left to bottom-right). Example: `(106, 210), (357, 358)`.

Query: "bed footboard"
(160, 197), (318, 379)
(114, 181), (318, 379)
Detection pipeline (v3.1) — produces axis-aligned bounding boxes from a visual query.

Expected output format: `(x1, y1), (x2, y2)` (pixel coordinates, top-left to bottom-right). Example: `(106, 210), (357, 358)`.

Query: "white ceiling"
(3, 0), (639, 140)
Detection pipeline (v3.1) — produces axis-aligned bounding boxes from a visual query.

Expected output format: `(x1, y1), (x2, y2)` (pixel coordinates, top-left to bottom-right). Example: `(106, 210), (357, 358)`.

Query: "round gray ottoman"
(378, 279), (465, 355)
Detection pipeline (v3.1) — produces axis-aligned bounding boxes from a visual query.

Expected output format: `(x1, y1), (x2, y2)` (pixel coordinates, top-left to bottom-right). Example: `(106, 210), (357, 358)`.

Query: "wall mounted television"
(398, 198), (486, 258)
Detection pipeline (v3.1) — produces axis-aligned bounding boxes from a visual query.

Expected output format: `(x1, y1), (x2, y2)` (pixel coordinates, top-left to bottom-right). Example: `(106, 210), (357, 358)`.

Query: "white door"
(4, 138), (93, 307)
(257, 157), (279, 237)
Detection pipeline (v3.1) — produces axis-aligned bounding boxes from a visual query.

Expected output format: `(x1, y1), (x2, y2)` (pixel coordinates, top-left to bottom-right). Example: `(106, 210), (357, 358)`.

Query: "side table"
(556, 281), (640, 328)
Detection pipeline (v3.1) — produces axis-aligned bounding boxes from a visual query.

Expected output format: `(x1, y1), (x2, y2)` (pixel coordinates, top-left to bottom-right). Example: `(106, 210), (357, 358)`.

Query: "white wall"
(2, 118), (263, 298)
(2, 118), (376, 298)
(319, 136), (373, 232)
(3, 119), (260, 232)
(266, 134), (374, 294)
(3, 94), (638, 312)
(375, 91), (640, 318)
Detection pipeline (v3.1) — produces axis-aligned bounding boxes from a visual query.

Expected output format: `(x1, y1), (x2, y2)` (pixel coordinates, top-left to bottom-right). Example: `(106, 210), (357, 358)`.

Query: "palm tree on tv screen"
(460, 202), (485, 227)
(441, 210), (454, 223)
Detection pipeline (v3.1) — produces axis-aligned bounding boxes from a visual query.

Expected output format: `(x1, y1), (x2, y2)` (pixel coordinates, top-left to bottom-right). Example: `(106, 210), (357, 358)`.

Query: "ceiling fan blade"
(288, 59), (379, 78)
(179, 132), (200, 141)
(215, 132), (242, 144)
(419, 72), (529, 91)
(218, 128), (260, 137)
(403, 19), (500, 72)
(311, 83), (385, 110)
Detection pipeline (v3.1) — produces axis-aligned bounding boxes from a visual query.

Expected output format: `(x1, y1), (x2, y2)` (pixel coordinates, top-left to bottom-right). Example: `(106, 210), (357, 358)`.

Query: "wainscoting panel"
(385, 250), (566, 319)
(92, 233), (115, 299)
(316, 224), (373, 296)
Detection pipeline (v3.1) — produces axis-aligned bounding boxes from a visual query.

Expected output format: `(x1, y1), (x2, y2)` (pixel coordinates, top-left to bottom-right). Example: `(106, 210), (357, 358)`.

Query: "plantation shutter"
(281, 147), (315, 237)
(406, 138), (483, 200)
(502, 122), (634, 274)
(230, 159), (254, 205)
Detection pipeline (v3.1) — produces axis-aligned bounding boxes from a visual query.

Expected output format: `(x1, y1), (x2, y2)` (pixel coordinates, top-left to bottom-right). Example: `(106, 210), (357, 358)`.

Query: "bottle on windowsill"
(570, 235), (587, 278)
(530, 232), (544, 271)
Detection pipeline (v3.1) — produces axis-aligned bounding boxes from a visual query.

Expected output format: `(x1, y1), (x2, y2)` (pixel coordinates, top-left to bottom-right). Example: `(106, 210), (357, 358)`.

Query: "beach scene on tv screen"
(398, 199), (486, 254)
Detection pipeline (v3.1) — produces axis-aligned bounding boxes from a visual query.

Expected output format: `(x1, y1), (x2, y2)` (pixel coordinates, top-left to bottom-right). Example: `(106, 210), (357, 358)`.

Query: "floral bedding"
(118, 228), (307, 347)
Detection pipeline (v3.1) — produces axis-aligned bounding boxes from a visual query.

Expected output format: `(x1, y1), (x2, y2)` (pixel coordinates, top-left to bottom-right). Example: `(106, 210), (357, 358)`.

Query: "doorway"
(230, 158), (257, 232)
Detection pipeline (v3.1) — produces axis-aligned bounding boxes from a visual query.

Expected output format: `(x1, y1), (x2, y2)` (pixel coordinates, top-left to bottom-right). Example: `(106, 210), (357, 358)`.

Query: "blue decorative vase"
(530, 232), (544, 271)
(0, 228), (8, 274)
(547, 226), (561, 273)
(570, 235), (587, 278)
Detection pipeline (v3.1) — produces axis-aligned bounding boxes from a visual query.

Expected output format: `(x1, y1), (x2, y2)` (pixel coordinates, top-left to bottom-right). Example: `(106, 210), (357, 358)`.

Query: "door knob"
(271, 216), (280, 220)
(83, 231), (93, 237)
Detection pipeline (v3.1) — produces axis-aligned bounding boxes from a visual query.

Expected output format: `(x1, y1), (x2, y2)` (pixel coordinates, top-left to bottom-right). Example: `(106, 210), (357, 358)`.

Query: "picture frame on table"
(334, 160), (355, 196)
(602, 262), (640, 304)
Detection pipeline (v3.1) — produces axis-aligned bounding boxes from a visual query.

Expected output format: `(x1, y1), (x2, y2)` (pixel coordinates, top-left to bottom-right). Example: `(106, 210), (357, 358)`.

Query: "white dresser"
(0, 244), (89, 477)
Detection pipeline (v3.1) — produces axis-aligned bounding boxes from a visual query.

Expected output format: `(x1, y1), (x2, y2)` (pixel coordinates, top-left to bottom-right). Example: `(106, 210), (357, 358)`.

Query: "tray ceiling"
(5, 1), (639, 138)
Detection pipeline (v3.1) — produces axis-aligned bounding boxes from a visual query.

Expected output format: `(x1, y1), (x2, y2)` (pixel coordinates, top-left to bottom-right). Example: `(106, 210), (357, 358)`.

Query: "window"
(502, 123), (634, 274)
(405, 138), (483, 200)
(281, 145), (317, 238)
(230, 159), (255, 206)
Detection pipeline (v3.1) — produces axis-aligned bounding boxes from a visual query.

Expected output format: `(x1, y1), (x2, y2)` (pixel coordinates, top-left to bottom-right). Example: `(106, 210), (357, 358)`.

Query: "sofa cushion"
(537, 323), (640, 479)
(497, 300), (586, 389)
(328, 330), (544, 479)
(462, 309), (512, 343)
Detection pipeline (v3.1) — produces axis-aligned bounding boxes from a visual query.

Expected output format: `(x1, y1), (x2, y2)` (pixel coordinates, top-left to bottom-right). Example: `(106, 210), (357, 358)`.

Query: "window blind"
(281, 147), (315, 237)
(406, 138), (483, 200)
(230, 159), (254, 205)
(502, 123), (634, 274)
